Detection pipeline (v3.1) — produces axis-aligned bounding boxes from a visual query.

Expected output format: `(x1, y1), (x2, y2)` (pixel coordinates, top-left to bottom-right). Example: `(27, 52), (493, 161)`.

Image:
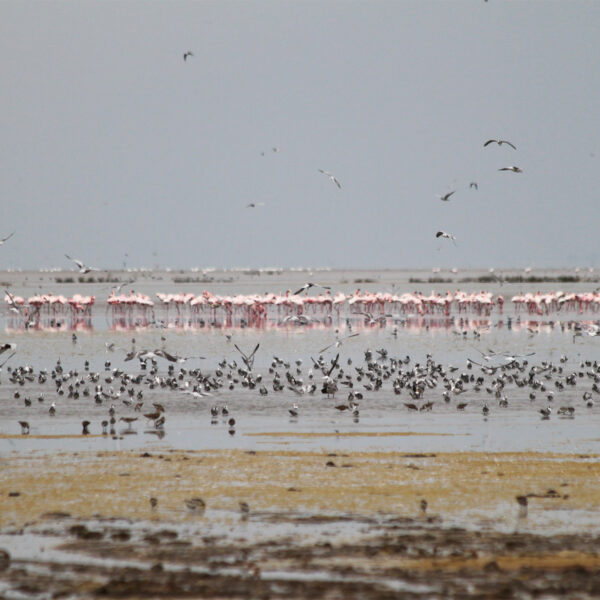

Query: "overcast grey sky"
(1, 1), (599, 271)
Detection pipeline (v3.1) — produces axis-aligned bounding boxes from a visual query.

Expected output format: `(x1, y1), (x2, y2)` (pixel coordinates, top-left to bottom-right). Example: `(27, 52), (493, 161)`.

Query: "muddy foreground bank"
(1, 448), (599, 598)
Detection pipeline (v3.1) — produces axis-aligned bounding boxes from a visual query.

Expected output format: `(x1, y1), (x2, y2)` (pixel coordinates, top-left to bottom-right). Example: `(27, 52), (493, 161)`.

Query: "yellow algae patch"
(1, 450), (599, 529)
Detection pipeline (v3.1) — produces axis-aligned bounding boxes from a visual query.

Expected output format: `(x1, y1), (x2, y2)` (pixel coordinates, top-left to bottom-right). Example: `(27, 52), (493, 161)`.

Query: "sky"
(1, 0), (599, 271)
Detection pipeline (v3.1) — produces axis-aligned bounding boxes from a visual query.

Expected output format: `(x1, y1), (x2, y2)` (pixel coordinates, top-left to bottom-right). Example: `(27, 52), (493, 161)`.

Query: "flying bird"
(65, 254), (99, 274)
(319, 332), (359, 354)
(183, 51), (193, 61)
(0, 232), (15, 246)
(436, 231), (457, 245)
(484, 139), (516, 150)
(293, 282), (331, 295)
(246, 202), (265, 208)
(498, 166), (523, 173)
(469, 182), (478, 190)
(318, 169), (342, 189)
(437, 190), (455, 202)
(234, 343), (260, 371)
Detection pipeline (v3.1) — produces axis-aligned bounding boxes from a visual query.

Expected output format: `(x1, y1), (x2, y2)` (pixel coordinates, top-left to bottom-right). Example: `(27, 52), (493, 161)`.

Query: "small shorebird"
(498, 165), (522, 173)
(119, 416), (138, 428)
(318, 169), (342, 189)
(18, 421), (29, 434)
(149, 497), (158, 509)
(81, 420), (90, 435)
(49, 402), (56, 416)
(185, 497), (205, 512)
(239, 501), (250, 514)
(484, 139), (516, 150)
(516, 495), (528, 518)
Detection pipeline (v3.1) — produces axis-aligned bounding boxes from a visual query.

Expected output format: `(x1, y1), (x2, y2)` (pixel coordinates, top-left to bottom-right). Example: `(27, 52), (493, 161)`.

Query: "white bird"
(318, 169), (342, 189)
(293, 282), (331, 295)
(65, 254), (99, 274)
(498, 166), (523, 173)
(484, 139), (516, 150)
(319, 332), (359, 354)
(437, 190), (455, 201)
(436, 231), (457, 245)
(0, 232), (15, 246)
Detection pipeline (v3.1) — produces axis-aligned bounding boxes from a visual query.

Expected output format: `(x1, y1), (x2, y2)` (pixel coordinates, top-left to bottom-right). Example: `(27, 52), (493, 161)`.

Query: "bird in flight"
(65, 255), (99, 274)
(234, 343), (260, 371)
(498, 166), (523, 173)
(437, 190), (455, 202)
(484, 139), (516, 150)
(436, 231), (457, 245)
(183, 51), (193, 61)
(0, 232), (15, 246)
(469, 182), (478, 190)
(293, 282), (331, 295)
(319, 332), (359, 354)
(318, 169), (342, 189)
(246, 202), (265, 208)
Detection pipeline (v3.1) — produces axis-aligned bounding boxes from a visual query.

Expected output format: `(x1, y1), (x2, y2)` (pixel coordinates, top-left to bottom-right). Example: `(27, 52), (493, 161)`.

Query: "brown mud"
(1, 448), (600, 598)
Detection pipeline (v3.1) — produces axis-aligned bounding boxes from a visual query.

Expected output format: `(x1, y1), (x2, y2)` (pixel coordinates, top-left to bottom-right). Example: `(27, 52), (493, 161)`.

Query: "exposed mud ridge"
(1, 514), (600, 599)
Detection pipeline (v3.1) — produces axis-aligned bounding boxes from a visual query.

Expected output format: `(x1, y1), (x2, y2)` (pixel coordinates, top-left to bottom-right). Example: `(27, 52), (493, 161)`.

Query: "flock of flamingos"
(4, 288), (600, 330)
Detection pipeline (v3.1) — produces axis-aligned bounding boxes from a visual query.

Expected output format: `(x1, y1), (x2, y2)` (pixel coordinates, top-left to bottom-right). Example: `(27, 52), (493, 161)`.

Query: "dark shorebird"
(82, 420), (90, 435)
(18, 421), (29, 434)
(120, 417), (138, 429)
(149, 497), (158, 509)
(185, 497), (205, 512)
(516, 495), (528, 518)
(101, 420), (109, 434)
(239, 501), (250, 514)
(420, 499), (428, 514)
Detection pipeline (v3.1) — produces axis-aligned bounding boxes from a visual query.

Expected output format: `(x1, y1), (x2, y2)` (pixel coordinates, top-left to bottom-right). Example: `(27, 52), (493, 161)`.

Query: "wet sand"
(1, 447), (600, 598)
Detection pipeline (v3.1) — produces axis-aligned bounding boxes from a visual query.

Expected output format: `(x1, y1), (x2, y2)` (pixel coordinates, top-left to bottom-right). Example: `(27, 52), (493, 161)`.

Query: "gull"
(319, 332), (359, 354)
(4, 289), (21, 315)
(293, 282), (331, 295)
(498, 166), (522, 173)
(436, 231), (457, 245)
(183, 51), (193, 61)
(0, 232), (15, 246)
(469, 182), (478, 190)
(154, 349), (206, 363)
(111, 279), (136, 293)
(234, 343), (260, 371)
(65, 254), (99, 274)
(437, 190), (455, 202)
(484, 139), (516, 150)
(318, 169), (342, 189)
